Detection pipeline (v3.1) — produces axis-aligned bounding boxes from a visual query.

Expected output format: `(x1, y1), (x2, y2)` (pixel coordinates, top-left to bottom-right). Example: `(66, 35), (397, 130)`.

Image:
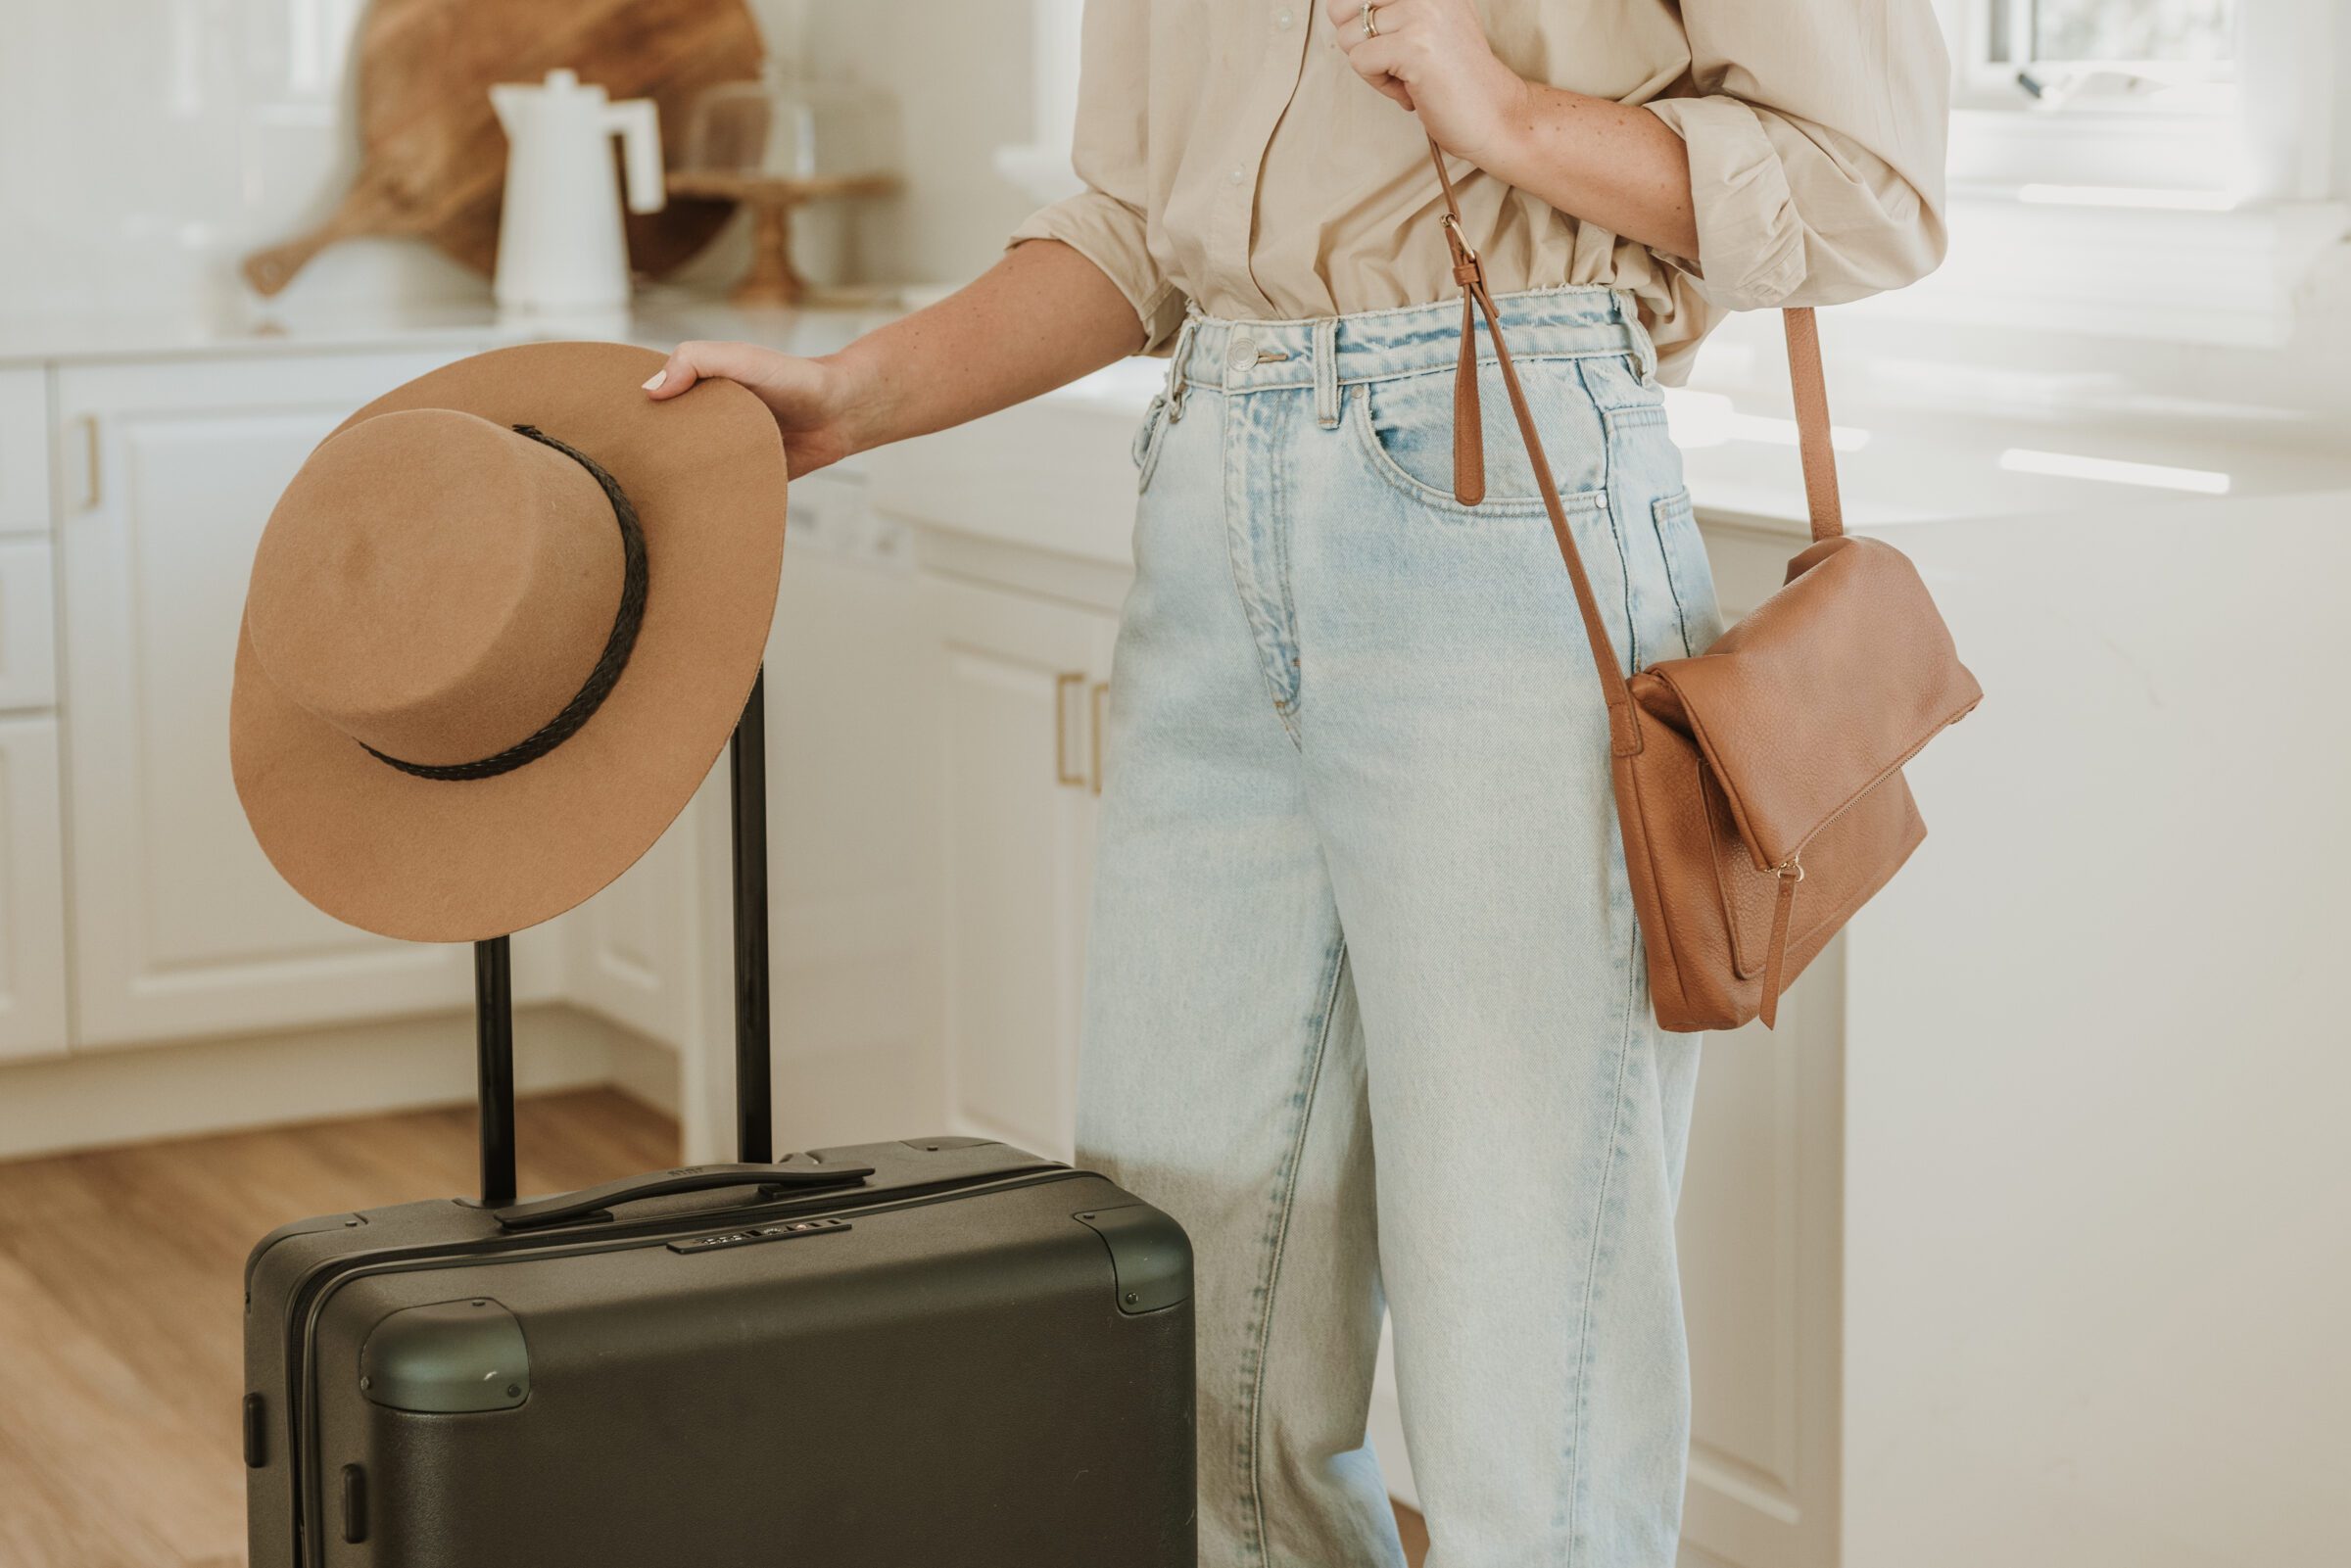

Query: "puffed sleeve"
(1007, 0), (1188, 352)
(1643, 0), (1950, 310)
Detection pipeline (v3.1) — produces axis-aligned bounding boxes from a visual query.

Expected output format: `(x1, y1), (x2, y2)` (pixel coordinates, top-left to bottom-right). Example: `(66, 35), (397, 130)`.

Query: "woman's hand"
(643, 344), (872, 477)
(1324, 0), (1702, 261)
(1325, 0), (1530, 167)
(640, 242), (1143, 477)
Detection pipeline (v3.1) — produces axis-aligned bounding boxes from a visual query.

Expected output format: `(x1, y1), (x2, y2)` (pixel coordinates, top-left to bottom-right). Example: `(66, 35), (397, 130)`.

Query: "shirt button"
(1228, 167), (1247, 186)
(1227, 335), (1258, 370)
(1274, 6), (1294, 26)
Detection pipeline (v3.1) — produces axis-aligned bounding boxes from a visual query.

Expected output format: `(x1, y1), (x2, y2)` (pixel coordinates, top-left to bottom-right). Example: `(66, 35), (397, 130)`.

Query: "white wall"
(809, 0), (1041, 287)
(0, 0), (966, 321)
(0, 0), (479, 318)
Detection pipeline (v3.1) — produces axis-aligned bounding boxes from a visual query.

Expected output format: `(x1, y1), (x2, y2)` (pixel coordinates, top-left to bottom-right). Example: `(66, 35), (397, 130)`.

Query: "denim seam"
(1562, 920), (1644, 1564)
(1344, 382), (1611, 521)
(1269, 398), (1305, 723)
(1220, 397), (1307, 740)
(1240, 935), (1352, 1566)
(1651, 489), (1699, 659)
(1586, 360), (1644, 673)
(1196, 280), (1629, 333)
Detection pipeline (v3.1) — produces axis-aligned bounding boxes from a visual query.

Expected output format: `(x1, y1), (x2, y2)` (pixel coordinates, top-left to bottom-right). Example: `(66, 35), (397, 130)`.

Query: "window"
(1939, 0), (2330, 202)
(1985, 0), (2237, 93)
(995, 0), (1087, 204)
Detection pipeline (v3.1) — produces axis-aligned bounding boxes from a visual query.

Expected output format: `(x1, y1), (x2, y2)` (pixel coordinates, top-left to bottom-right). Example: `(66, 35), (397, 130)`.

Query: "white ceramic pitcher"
(490, 69), (666, 314)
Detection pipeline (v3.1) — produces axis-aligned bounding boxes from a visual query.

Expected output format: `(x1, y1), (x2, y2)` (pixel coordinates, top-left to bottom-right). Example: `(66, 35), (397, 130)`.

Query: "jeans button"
(1226, 334), (1257, 371)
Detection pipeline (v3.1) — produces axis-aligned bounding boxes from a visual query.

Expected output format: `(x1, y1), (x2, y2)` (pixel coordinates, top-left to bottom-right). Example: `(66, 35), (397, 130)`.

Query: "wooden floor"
(0, 1089), (1429, 1566)
(0, 1091), (675, 1568)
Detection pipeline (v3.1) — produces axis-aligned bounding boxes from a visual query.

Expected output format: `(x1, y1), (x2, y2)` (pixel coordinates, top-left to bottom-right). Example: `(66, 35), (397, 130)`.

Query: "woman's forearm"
(1325, 0), (1700, 262)
(646, 238), (1144, 477)
(829, 238), (1146, 454)
(1470, 85), (1700, 262)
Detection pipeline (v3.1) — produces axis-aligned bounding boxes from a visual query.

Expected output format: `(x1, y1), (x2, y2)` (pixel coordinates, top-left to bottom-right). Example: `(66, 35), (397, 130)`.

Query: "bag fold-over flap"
(1644, 535), (1980, 871)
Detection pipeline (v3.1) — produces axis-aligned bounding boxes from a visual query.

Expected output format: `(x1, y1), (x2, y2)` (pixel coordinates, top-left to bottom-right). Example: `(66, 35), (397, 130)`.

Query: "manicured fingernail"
(642, 370), (667, 391)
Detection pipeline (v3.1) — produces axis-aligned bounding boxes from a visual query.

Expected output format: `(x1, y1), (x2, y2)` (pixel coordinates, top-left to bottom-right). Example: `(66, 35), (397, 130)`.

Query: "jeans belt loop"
(1166, 315), (1200, 422)
(1625, 310), (1659, 386)
(1313, 317), (1341, 429)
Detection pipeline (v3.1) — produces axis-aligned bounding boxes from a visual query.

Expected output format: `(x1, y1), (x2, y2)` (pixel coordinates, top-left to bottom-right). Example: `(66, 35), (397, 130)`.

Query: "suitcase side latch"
(1074, 1206), (1193, 1316)
(360, 1298), (531, 1413)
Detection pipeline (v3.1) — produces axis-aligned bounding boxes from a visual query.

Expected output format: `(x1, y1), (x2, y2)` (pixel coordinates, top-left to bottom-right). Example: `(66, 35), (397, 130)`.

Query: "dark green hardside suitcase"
(241, 678), (1197, 1566)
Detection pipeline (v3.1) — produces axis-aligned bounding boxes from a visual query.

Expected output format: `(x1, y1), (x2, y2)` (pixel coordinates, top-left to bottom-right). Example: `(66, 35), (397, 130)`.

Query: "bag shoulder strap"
(1422, 142), (1846, 709)
(1779, 304), (1844, 541)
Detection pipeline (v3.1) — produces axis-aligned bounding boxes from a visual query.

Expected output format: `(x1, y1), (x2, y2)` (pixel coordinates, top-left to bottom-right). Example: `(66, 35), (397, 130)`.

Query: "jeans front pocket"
(1346, 357), (1609, 517)
(1650, 488), (1724, 658)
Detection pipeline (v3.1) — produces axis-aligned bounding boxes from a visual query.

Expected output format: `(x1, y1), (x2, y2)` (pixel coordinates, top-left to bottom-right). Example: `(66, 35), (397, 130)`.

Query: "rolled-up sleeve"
(1009, 0), (1188, 352)
(1643, 0), (1950, 310)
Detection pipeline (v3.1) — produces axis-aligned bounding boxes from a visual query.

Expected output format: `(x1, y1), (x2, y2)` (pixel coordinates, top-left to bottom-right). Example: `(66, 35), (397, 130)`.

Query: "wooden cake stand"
(666, 170), (901, 308)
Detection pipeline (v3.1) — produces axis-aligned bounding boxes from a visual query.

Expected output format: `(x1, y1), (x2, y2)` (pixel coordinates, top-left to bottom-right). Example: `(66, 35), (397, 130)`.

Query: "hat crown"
(245, 408), (624, 768)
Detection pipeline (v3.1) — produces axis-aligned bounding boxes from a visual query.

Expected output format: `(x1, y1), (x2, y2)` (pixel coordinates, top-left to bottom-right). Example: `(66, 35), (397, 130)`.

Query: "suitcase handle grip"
(491, 1162), (875, 1231)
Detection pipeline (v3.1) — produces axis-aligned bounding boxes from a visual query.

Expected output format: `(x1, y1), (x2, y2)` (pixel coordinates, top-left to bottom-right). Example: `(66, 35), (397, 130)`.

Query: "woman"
(648, 1), (1947, 1560)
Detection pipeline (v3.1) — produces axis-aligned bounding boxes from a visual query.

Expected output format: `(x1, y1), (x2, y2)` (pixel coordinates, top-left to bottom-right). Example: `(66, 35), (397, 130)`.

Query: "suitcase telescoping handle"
(491, 1161), (874, 1231)
(473, 670), (785, 1208)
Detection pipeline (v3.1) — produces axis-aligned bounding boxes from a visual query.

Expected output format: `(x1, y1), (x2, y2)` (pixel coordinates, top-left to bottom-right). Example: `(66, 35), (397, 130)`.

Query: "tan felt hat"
(231, 340), (788, 942)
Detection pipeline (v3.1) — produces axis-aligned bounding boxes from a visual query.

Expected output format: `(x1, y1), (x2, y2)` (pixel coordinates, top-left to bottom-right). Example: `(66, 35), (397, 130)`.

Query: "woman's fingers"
(642, 339), (783, 401)
(1335, 34), (1417, 107)
(1325, 0), (1418, 45)
(1326, 0), (1420, 107)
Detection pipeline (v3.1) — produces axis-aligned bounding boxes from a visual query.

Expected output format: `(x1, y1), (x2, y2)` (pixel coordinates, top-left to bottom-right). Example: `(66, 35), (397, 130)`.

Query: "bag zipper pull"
(1760, 853), (1802, 1029)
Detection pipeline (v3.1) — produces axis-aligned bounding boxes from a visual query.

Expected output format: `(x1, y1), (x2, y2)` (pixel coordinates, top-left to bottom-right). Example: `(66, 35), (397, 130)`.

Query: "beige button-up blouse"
(1010, 0), (1950, 383)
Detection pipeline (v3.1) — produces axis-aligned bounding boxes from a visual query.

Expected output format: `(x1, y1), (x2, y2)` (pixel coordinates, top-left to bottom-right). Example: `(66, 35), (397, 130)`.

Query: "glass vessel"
(680, 61), (897, 185)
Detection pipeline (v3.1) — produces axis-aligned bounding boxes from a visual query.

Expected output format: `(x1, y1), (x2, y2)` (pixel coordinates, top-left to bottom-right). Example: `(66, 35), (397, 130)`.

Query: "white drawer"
(0, 368), (48, 537)
(0, 538), (55, 711)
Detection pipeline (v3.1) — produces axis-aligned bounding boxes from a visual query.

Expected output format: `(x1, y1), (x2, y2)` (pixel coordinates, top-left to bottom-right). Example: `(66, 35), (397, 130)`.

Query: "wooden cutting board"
(243, 0), (762, 297)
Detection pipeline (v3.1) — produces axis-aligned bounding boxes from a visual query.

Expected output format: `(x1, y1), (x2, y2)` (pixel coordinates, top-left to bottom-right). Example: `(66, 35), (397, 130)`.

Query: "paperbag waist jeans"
(1078, 285), (1722, 1568)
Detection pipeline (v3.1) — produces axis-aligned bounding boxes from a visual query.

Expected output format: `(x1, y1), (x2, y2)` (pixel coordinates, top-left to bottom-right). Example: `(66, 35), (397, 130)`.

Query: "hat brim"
(230, 341), (788, 943)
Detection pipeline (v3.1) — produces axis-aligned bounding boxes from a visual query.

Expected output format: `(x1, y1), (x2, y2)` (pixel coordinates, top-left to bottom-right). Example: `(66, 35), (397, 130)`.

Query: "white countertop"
(0, 286), (904, 368)
(10, 285), (2344, 555)
(879, 352), (2351, 568)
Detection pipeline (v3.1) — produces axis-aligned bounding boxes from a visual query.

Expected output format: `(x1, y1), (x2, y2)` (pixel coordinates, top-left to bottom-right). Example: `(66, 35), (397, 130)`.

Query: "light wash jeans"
(1079, 286), (1722, 1568)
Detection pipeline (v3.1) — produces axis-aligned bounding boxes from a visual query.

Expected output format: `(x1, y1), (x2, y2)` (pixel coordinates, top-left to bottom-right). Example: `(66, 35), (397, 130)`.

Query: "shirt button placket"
(1217, 0), (1314, 317)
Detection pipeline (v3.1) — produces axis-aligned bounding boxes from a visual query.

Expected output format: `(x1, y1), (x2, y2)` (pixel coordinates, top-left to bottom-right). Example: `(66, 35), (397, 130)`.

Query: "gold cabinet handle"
(76, 415), (101, 511)
(1054, 671), (1084, 786)
(1089, 681), (1108, 796)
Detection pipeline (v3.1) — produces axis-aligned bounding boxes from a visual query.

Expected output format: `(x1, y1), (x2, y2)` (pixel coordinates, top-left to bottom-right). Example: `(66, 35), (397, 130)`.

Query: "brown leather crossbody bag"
(1426, 142), (1981, 1031)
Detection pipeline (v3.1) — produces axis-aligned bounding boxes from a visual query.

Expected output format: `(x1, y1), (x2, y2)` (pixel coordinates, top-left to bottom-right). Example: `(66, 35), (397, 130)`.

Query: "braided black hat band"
(362, 426), (648, 782)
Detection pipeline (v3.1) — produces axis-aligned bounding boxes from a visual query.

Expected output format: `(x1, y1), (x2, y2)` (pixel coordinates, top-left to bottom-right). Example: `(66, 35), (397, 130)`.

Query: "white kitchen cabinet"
(754, 486), (940, 1152)
(564, 797), (701, 1057)
(53, 349), (507, 1050)
(0, 368), (49, 537)
(0, 538), (58, 710)
(0, 716), (70, 1061)
(642, 472), (943, 1164)
(922, 572), (1115, 1164)
(1673, 518), (1846, 1568)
